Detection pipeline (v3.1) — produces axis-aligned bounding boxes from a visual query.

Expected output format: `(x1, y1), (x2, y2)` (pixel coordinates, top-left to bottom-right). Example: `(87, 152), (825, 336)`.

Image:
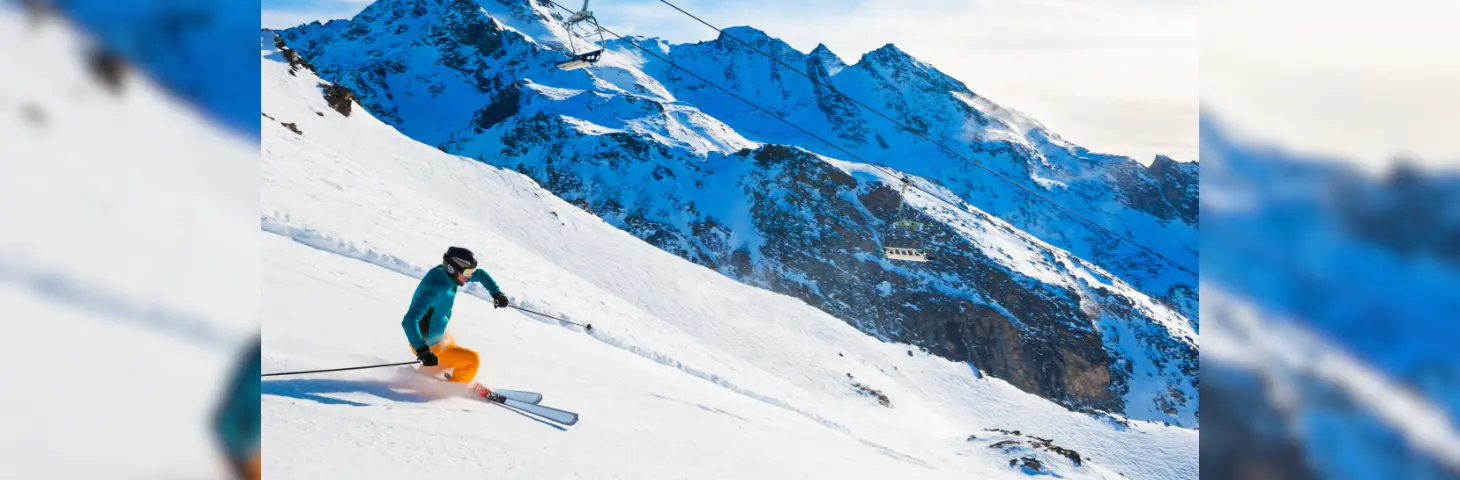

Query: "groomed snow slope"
(260, 39), (1196, 479)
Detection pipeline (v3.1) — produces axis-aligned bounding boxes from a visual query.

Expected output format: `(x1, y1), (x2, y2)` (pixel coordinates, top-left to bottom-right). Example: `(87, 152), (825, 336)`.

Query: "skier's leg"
(435, 341), (480, 384)
(245, 452), (260, 480)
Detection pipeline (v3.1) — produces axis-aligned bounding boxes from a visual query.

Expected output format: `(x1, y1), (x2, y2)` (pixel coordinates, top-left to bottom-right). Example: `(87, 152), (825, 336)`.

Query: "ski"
(466, 383), (542, 404)
(471, 384), (578, 425)
(492, 389), (543, 404)
(500, 398), (578, 426)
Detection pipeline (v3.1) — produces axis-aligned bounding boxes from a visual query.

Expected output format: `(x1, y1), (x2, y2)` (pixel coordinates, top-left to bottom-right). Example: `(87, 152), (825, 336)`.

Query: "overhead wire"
(542, 0), (1195, 276)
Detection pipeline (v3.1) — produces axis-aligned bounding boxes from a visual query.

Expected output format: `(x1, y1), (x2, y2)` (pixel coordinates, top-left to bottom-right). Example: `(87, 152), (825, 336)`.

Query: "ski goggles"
(459, 267), (477, 278)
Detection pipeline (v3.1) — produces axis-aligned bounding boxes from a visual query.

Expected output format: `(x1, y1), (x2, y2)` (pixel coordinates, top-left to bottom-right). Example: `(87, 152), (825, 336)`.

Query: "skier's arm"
(401, 287), (439, 350)
(469, 268), (503, 296)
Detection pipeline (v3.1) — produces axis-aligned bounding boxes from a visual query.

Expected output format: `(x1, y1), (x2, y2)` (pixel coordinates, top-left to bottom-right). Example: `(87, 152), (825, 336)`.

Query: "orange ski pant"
(245, 453), (260, 480)
(411, 332), (480, 384)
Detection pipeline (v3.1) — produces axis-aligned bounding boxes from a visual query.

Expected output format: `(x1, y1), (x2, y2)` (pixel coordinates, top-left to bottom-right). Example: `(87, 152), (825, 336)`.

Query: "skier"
(402, 246), (510, 386)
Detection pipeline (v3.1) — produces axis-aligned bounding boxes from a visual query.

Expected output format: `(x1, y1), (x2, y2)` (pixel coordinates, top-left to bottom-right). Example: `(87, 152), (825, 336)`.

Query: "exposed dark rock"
(851, 381), (891, 407)
(86, 47), (125, 94)
(1334, 160), (1460, 266)
(983, 428), (1083, 469)
(281, 122), (302, 135)
(274, 34), (317, 75)
(1111, 154), (1199, 227)
(1147, 155), (1199, 226)
(1201, 364), (1320, 480)
(1030, 437), (1081, 466)
(471, 82), (521, 133)
(321, 84), (355, 117)
(1010, 456), (1044, 472)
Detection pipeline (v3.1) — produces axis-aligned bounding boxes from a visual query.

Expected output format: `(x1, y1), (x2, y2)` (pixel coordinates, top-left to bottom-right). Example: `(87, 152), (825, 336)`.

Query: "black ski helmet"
(443, 246), (477, 275)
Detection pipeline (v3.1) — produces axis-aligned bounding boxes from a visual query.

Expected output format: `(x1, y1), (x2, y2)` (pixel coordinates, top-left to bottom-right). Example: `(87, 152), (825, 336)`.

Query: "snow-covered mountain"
(266, 0), (1197, 425)
(259, 32), (1197, 479)
(1200, 115), (1460, 478)
(22, 0), (260, 136)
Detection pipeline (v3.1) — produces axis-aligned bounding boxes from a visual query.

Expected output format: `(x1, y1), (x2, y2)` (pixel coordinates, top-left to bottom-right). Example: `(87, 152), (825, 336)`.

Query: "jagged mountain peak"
(718, 25), (774, 42)
(705, 25), (805, 61)
(310, 0), (497, 51)
(1148, 154), (1198, 181)
(808, 42), (846, 75)
(350, 0), (455, 24)
(304, 18), (350, 29)
(858, 43), (914, 64)
(849, 42), (972, 94)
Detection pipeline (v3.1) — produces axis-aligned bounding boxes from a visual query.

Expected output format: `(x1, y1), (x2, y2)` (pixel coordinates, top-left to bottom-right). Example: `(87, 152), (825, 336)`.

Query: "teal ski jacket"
(402, 265), (502, 350)
(214, 337), (259, 465)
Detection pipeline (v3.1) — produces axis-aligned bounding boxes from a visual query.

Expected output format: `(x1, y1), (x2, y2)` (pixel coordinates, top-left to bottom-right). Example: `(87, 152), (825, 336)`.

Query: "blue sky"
(262, 0), (1199, 163)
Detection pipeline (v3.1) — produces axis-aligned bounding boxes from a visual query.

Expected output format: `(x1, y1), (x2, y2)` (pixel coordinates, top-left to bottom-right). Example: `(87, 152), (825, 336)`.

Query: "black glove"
(492, 292), (509, 309)
(415, 346), (438, 367)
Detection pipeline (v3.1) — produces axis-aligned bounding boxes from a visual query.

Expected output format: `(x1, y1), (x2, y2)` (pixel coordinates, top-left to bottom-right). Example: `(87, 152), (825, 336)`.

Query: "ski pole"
(510, 305), (593, 331)
(261, 360), (421, 377)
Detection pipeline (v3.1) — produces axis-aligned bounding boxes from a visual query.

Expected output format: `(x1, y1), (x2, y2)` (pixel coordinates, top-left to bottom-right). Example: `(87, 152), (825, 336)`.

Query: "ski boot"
(469, 382), (505, 402)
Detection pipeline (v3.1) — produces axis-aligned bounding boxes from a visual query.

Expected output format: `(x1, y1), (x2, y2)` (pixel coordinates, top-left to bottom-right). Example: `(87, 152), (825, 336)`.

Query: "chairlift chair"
(882, 177), (930, 262)
(555, 0), (606, 71)
(884, 246), (928, 262)
(883, 226), (929, 262)
(892, 219), (923, 231)
(556, 50), (602, 71)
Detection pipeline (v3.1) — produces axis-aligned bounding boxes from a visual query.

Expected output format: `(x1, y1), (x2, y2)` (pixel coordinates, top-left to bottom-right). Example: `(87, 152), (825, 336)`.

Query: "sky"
(262, 0), (1200, 164)
(1203, 0), (1460, 174)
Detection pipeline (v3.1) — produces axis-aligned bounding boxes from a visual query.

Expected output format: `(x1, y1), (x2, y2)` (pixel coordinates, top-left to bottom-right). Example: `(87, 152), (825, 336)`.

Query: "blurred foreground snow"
(0, 1), (258, 477)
